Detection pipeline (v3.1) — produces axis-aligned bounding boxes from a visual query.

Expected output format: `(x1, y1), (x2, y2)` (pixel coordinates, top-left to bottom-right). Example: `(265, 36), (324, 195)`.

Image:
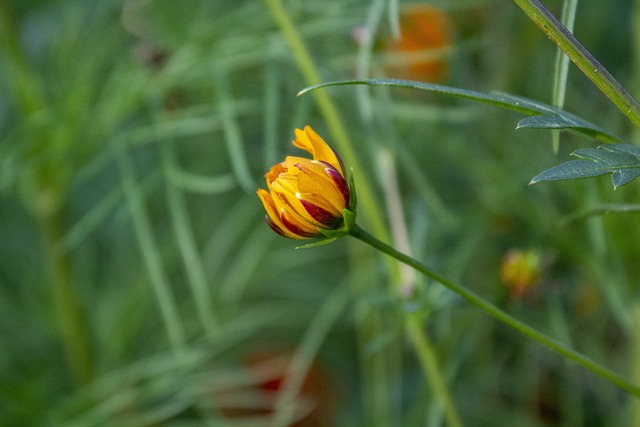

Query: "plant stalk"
(1, 3), (94, 387)
(405, 314), (464, 427)
(41, 206), (94, 386)
(513, 0), (640, 128)
(349, 223), (640, 397)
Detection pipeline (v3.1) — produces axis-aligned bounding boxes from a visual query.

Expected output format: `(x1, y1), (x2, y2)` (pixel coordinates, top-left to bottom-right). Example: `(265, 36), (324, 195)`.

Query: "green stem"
(41, 207), (94, 386)
(271, 284), (352, 427)
(513, 0), (640, 128)
(160, 137), (218, 336)
(0, 2), (43, 115)
(1, 3), (93, 386)
(405, 314), (464, 427)
(349, 224), (640, 397)
(114, 139), (187, 355)
(631, 304), (640, 423)
(550, 0), (578, 153)
(211, 60), (255, 193)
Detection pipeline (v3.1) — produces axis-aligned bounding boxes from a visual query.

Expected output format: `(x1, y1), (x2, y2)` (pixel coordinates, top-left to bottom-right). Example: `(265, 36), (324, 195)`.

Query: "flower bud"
(257, 126), (350, 239)
(500, 248), (543, 298)
(382, 4), (453, 83)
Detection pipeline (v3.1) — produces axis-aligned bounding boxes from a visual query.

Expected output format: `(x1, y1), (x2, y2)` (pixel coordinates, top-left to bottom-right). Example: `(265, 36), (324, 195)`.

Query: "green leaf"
(298, 79), (620, 143)
(342, 208), (356, 232)
(515, 111), (616, 142)
(530, 143), (640, 189)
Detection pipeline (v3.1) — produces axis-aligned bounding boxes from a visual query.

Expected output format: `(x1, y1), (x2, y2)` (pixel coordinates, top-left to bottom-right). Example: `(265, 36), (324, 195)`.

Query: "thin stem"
(211, 60), (255, 193)
(0, 2), (43, 115)
(550, 0), (578, 153)
(160, 137), (218, 336)
(349, 224), (640, 397)
(114, 138), (187, 356)
(631, 303), (640, 423)
(42, 208), (94, 386)
(271, 284), (352, 427)
(405, 314), (464, 427)
(513, 0), (640, 128)
(1, 4), (93, 386)
(551, 0), (578, 110)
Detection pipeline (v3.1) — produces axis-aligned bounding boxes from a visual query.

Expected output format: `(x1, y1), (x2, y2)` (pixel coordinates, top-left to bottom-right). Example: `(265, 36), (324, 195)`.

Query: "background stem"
(1, 3), (94, 387)
(262, 2), (461, 424)
(349, 224), (640, 397)
(405, 314), (464, 427)
(41, 207), (94, 386)
(513, 0), (640, 128)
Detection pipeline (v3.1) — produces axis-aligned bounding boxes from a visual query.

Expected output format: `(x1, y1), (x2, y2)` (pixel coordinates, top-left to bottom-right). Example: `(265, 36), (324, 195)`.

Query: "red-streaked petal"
(299, 199), (340, 227)
(294, 162), (346, 215)
(272, 184), (324, 229)
(265, 215), (288, 237)
(324, 165), (350, 206)
(273, 189), (324, 233)
(257, 189), (301, 239)
(280, 211), (317, 238)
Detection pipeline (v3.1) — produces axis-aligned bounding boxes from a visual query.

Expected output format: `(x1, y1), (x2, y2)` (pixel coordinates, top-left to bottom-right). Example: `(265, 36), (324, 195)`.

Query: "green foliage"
(299, 78), (621, 142)
(531, 144), (640, 188)
(1, 0), (640, 426)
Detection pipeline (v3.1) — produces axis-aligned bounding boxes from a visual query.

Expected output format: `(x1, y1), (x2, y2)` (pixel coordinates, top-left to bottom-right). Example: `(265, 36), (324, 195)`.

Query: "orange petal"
(257, 189), (301, 239)
(295, 161), (347, 214)
(292, 126), (345, 175)
(273, 195), (321, 237)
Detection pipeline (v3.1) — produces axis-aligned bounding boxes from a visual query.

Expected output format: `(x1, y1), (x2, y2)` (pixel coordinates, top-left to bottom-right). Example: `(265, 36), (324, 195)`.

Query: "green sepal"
(295, 228), (345, 249)
(343, 208), (356, 232)
(296, 237), (340, 249)
(348, 170), (358, 213)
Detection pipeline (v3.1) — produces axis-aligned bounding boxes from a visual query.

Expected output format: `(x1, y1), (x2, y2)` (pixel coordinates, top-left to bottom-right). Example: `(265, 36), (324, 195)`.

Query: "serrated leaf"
(530, 143), (640, 188)
(298, 79), (621, 143)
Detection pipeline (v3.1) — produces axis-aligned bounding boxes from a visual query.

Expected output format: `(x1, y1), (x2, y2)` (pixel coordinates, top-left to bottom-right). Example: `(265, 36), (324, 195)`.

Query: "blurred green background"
(1, 0), (640, 425)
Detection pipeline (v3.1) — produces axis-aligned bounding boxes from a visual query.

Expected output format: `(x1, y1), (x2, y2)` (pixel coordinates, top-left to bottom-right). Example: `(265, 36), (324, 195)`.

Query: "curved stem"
(513, 0), (640, 128)
(349, 224), (640, 397)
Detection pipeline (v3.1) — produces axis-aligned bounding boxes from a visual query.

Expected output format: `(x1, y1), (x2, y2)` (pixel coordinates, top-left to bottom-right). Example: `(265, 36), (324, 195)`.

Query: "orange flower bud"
(383, 4), (453, 83)
(257, 126), (350, 239)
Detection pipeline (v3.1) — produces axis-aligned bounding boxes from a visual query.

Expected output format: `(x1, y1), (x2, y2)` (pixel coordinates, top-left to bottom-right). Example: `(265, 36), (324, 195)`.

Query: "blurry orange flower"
(383, 4), (453, 83)
(257, 126), (350, 239)
(500, 248), (543, 298)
